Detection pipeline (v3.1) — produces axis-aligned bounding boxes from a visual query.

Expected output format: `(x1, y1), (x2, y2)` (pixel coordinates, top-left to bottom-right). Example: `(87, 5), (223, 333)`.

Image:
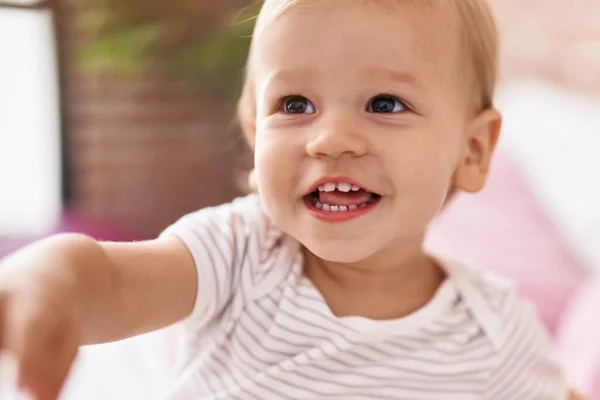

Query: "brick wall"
(68, 72), (250, 237)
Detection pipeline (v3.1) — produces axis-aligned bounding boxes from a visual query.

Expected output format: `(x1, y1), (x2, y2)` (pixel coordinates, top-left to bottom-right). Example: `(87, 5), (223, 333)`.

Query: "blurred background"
(1, 0), (600, 398)
(1, 0), (258, 243)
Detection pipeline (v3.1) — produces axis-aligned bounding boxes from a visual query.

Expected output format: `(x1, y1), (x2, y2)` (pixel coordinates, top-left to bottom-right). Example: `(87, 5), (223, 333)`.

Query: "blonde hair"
(238, 0), (499, 138)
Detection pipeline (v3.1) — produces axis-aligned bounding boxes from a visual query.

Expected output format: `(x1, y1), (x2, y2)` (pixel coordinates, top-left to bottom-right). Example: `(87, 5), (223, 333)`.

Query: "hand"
(0, 268), (80, 400)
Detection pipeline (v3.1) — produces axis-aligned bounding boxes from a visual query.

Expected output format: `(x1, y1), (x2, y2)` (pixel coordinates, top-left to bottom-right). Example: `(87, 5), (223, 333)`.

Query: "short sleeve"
(483, 291), (569, 400)
(159, 195), (276, 332)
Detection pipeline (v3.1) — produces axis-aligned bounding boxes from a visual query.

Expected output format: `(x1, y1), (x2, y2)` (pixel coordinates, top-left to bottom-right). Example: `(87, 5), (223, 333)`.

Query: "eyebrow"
(262, 67), (317, 87)
(261, 66), (422, 90)
(358, 67), (422, 88)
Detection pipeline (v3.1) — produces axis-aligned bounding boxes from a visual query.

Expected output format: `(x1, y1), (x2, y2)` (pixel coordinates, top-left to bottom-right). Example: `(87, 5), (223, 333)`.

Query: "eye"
(282, 96), (316, 114)
(367, 95), (406, 113)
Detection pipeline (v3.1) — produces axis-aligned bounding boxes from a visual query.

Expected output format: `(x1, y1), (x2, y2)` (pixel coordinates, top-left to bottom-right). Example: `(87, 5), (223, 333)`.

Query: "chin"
(304, 241), (374, 264)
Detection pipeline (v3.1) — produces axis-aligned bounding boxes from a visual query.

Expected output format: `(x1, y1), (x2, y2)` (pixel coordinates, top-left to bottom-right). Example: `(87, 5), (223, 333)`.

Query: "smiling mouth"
(304, 181), (382, 213)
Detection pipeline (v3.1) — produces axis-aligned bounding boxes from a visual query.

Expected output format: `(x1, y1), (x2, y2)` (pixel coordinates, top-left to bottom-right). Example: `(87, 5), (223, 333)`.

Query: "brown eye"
(283, 96), (316, 114)
(367, 95), (406, 113)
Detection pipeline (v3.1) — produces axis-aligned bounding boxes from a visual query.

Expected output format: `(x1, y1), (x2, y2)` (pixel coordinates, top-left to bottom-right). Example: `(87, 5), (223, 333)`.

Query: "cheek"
(386, 133), (458, 218)
(254, 128), (304, 210)
(388, 132), (456, 183)
(255, 142), (281, 201)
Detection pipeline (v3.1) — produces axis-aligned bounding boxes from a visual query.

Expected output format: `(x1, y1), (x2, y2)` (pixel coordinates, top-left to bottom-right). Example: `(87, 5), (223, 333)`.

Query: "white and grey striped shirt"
(161, 195), (567, 400)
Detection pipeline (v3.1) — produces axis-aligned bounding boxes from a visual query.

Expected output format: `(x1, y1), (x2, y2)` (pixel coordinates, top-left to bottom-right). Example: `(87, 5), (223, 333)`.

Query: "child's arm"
(80, 236), (197, 343)
(0, 233), (197, 399)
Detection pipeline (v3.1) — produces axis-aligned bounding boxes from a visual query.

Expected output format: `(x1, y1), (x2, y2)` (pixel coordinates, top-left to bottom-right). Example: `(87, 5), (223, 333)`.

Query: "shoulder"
(444, 259), (568, 399)
(162, 194), (280, 250)
(161, 194), (299, 293)
(445, 259), (546, 348)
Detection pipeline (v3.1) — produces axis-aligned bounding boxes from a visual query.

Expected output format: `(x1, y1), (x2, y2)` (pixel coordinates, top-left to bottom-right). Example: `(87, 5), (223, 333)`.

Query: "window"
(0, 0), (63, 236)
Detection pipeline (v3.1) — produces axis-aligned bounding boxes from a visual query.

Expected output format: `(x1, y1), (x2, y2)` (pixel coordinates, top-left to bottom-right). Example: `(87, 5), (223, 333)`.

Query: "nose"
(305, 113), (369, 159)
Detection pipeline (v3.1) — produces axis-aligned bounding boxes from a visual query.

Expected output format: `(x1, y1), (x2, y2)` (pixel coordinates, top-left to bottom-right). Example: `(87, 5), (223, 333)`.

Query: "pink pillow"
(426, 150), (587, 334)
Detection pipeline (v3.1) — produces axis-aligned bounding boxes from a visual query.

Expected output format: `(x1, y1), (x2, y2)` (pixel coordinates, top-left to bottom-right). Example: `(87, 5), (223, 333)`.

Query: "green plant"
(77, 0), (260, 102)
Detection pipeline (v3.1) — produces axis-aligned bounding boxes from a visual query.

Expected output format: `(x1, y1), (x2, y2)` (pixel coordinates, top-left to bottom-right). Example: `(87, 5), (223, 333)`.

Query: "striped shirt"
(160, 194), (568, 400)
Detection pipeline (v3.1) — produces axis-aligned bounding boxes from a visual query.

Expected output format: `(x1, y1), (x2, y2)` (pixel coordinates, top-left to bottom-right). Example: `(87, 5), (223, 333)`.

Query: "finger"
(6, 294), (79, 400)
(18, 342), (78, 400)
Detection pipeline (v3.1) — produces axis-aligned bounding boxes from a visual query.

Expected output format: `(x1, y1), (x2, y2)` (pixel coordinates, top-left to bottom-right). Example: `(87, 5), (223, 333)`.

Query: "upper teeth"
(318, 182), (362, 192)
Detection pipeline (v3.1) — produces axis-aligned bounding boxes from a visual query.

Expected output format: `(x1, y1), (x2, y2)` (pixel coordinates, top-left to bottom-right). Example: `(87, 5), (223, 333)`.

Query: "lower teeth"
(316, 201), (371, 212)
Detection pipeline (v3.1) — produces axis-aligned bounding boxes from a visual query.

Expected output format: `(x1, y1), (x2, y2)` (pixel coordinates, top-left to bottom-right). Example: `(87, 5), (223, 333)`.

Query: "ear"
(452, 108), (502, 193)
(247, 168), (258, 191)
(240, 117), (257, 150)
(238, 116), (257, 191)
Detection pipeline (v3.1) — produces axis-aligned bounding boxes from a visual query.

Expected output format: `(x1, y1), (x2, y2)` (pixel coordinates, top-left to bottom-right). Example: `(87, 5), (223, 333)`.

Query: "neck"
(303, 236), (445, 320)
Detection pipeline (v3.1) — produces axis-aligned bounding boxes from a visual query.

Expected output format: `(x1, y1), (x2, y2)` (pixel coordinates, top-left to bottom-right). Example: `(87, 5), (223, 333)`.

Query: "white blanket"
(61, 327), (179, 400)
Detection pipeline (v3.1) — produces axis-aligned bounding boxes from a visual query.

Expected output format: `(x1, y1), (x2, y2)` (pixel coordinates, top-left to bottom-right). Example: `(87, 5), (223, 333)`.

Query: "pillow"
(495, 80), (600, 273)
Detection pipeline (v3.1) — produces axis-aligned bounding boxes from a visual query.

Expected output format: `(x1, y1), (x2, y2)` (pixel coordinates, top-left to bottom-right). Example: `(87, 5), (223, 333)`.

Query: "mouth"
(303, 180), (382, 221)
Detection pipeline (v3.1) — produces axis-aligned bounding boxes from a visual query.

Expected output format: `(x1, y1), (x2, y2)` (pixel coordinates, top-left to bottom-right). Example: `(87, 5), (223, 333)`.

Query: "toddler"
(0, 0), (581, 399)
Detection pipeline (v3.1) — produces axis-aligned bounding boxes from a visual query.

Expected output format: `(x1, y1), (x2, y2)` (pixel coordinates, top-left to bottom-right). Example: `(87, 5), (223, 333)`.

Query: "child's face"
(250, 2), (498, 263)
